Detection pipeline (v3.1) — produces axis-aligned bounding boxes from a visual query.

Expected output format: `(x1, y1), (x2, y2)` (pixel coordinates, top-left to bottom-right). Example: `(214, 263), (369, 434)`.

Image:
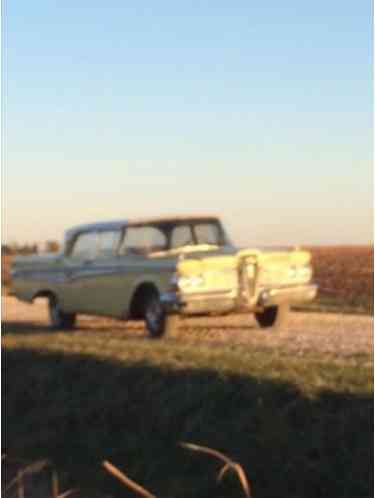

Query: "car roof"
(65, 215), (220, 238)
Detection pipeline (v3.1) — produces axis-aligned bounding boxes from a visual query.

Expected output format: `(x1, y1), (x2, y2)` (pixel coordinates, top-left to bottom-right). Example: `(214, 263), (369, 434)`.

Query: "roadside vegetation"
(300, 245), (374, 314)
(3, 323), (373, 498)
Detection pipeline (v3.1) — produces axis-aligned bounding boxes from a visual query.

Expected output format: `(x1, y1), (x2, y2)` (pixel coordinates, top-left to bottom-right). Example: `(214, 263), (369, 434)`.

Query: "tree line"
(2, 241), (60, 255)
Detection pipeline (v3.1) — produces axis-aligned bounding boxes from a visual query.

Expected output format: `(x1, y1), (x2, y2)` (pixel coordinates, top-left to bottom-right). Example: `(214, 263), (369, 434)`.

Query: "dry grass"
(2, 456), (77, 498)
(307, 245), (373, 313)
(103, 443), (252, 498)
(180, 443), (251, 498)
(3, 445), (252, 498)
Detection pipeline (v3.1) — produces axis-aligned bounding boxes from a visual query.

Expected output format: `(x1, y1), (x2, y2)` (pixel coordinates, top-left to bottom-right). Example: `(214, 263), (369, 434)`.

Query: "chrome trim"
(160, 292), (183, 313)
(258, 284), (318, 306)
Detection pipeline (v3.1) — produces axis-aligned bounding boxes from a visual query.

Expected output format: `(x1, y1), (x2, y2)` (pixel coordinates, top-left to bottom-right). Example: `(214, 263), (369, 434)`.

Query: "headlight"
(179, 275), (204, 289)
(301, 264), (313, 278)
(290, 265), (312, 280)
(169, 273), (205, 291)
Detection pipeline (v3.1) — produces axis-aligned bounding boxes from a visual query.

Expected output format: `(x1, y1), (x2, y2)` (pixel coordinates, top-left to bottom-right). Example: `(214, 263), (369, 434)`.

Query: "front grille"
(237, 258), (256, 303)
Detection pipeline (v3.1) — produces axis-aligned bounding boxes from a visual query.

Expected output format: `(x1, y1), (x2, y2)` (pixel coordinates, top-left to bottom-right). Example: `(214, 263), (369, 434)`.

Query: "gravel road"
(2, 296), (373, 363)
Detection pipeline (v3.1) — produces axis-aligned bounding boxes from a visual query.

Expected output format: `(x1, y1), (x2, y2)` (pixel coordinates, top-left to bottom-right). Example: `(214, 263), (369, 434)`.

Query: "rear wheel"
(48, 296), (76, 330)
(144, 292), (179, 338)
(255, 305), (289, 329)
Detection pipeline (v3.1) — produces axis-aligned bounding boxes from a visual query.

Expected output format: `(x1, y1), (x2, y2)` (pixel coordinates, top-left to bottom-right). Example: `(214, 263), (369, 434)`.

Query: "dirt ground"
(2, 296), (373, 365)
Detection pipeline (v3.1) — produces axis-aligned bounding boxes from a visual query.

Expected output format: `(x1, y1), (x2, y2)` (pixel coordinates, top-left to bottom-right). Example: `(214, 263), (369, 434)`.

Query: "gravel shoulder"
(2, 296), (373, 364)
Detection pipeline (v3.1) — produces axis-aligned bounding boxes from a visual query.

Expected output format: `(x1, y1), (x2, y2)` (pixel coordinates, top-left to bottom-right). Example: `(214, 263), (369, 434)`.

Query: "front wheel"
(48, 296), (76, 330)
(144, 293), (179, 338)
(255, 305), (289, 329)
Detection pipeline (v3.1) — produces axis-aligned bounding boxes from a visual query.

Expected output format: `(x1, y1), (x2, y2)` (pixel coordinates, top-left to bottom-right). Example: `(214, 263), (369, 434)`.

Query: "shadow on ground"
(2, 315), (258, 337)
(3, 346), (373, 498)
(2, 322), (55, 335)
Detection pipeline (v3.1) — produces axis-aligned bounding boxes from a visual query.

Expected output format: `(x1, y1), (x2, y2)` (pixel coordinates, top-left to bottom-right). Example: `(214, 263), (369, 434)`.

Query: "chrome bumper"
(160, 292), (183, 313)
(257, 284), (318, 307)
(160, 290), (235, 315)
(161, 283), (318, 315)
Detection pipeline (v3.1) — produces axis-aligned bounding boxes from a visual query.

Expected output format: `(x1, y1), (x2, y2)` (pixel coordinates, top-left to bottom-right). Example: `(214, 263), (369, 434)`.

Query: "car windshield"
(119, 219), (232, 256)
(193, 222), (222, 245)
(169, 220), (230, 249)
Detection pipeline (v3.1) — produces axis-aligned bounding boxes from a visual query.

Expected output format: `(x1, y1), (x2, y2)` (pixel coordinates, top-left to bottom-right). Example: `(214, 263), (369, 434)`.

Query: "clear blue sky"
(2, 1), (373, 246)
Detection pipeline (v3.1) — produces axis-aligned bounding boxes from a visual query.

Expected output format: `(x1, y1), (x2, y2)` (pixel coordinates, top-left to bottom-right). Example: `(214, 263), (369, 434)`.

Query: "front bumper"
(160, 290), (236, 315)
(160, 292), (184, 313)
(160, 283), (318, 315)
(257, 284), (318, 307)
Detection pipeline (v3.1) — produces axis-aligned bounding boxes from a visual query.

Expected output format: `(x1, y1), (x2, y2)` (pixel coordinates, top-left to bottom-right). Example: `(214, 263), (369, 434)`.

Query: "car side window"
(97, 230), (122, 259)
(119, 226), (167, 256)
(70, 232), (98, 261)
(170, 225), (193, 248)
(194, 223), (220, 245)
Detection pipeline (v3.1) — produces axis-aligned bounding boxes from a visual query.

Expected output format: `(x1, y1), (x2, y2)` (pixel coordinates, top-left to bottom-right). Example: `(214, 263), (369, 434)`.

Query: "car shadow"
(2, 315), (258, 337)
(1, 320), (143, 337)
(2, 321), (53, 335)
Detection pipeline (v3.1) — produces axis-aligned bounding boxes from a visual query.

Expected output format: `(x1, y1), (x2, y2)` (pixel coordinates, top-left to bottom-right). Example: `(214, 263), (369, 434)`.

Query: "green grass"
(3, 326), (373, 498)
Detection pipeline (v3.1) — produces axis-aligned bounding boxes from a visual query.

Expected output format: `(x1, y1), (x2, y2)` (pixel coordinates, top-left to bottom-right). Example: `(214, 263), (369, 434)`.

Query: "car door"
(108, 225), (169, 316)
(79, 229), (124, 316)
(79, 226), (165, 318)
(59, 230), (100, 313)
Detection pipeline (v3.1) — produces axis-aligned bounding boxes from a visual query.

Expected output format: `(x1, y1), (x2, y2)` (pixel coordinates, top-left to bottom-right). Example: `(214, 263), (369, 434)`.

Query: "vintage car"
(11, 215), (317, 337)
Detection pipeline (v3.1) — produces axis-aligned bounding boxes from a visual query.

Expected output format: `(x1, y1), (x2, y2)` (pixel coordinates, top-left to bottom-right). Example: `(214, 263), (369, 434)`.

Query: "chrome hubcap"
(146, 298), (163, 330)
(50, 301), (60, 324)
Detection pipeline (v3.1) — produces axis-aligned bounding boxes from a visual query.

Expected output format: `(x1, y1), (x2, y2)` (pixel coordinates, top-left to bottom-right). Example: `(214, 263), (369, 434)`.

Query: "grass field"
(2, 296), (373, 498)
(306, 246), (373, 314)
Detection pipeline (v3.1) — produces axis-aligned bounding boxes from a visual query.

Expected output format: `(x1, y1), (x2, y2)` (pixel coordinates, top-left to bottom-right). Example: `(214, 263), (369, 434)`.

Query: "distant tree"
(2, 243), (39, 255)
(17, 243), (38, 255)
(10, 243), (19, 254)
(1, 244), (13, 255)
(45, 240), (60, 253)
